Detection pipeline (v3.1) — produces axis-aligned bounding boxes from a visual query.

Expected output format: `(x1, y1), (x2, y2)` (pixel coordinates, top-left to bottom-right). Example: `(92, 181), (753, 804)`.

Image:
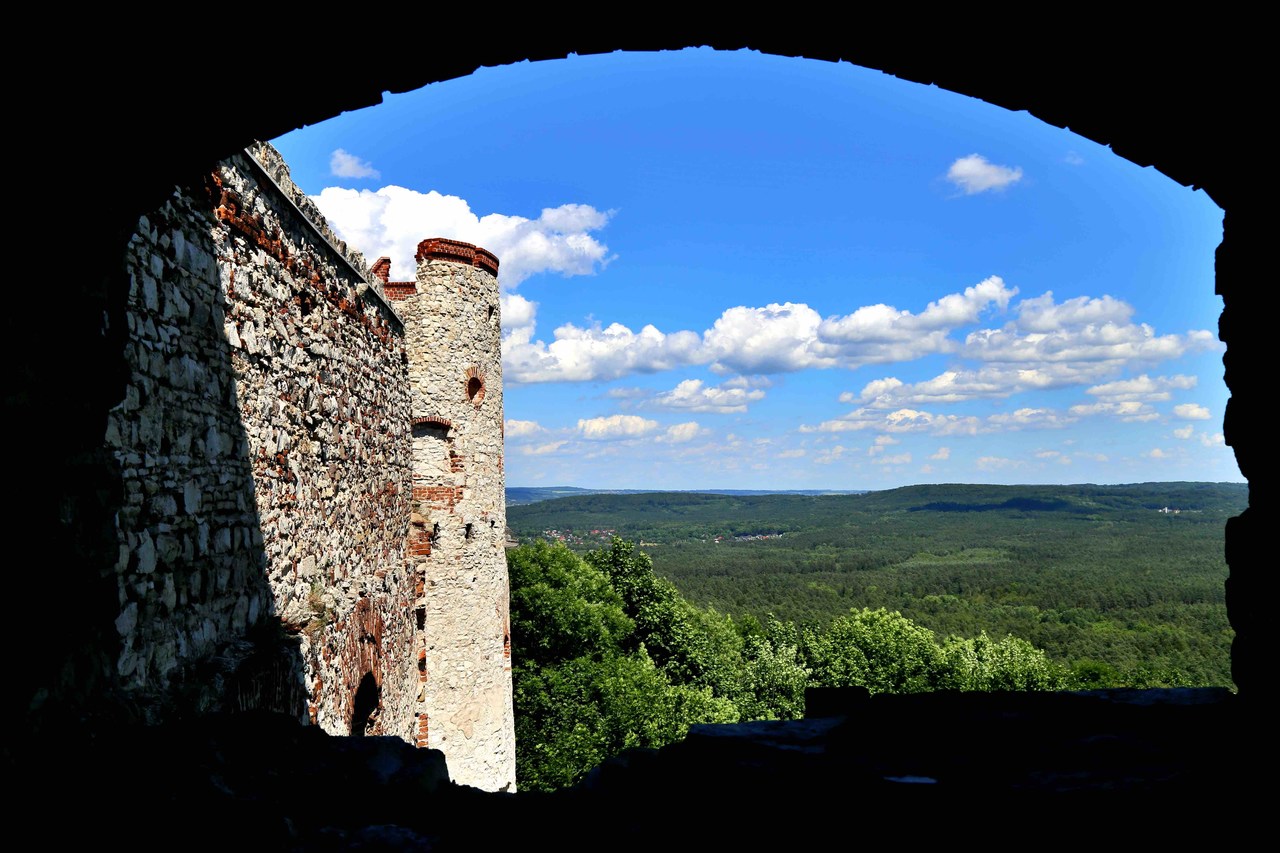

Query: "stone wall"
(378, 241), (515, 791)
(108, 144), (422, 739)
(103, 141), (515, 790)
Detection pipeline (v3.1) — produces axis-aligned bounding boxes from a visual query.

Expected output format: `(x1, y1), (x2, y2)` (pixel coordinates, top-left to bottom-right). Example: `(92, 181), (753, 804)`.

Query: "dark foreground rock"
(11, 687), (1255, 850)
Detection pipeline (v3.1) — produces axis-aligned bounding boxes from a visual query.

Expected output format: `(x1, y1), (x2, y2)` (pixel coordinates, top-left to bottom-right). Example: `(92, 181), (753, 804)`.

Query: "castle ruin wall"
(108, 144), (422, 739)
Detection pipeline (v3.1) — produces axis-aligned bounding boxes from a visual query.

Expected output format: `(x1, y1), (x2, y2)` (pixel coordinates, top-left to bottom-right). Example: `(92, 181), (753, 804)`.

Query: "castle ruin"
(106, 141), (515, 791)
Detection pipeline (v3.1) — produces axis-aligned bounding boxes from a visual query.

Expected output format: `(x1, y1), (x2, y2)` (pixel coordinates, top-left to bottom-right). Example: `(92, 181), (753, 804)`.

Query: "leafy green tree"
(508, 538), (1076, 791)
(737, 616), (809, 720)
(514, 650), (732, 791)
(509, 539), (738, 791)
(585, 537), (729, 693)
(1069, 658), (1125, 689)
(803, 608), (945, 694)
(940, 631), (1069, 691)
(508, 538), (631, 668)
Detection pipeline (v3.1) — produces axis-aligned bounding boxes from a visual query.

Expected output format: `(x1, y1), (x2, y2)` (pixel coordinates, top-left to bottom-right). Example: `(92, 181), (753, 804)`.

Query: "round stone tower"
(379, 238), (514, 792)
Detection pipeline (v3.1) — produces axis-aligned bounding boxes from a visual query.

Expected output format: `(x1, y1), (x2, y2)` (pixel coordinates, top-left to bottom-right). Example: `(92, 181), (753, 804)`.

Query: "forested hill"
(507, 482), (1247, 688)
(507, 482), (1246, 544)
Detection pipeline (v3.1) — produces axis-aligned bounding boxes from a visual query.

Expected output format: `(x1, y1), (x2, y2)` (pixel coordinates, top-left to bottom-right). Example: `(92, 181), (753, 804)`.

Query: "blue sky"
(271, 48), (1238, 490)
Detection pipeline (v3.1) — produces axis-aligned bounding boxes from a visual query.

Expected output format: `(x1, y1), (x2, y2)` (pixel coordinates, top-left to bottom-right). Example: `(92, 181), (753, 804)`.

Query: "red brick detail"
(415, 713), (430, 748)
(418, 485), (463, 508)
(415, 237), (500, 277)
(370, 256), (391, 282)
(203, 171), (397, 346)
(384, 281), (416, 301)
(412, 415), (452, 430)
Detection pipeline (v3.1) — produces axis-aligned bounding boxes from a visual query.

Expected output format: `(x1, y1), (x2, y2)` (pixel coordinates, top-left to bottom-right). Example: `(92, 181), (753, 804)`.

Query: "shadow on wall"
(59, 144), (421, 738)
(105, 161), (309, 724)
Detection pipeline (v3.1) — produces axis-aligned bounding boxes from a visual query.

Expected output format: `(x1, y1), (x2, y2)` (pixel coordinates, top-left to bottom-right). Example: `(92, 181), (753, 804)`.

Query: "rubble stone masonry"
(107, 142), (514, 790)
(377, 239), (514, 792)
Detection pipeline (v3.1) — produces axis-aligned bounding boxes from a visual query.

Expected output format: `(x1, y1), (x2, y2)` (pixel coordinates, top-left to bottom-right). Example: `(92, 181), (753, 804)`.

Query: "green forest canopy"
(508, 483), (1244, 689)
(508, 536), (1074, 791)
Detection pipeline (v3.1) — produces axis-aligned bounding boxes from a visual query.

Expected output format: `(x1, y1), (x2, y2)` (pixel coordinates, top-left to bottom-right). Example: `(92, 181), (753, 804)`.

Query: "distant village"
(536, 528), (785, 546)
(714, 532), (786, 543)
(538, 528), (619, 546)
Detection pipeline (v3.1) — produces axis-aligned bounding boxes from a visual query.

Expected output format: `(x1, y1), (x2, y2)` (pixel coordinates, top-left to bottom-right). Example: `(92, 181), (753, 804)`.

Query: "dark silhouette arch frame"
(13, 25), (1261, 750)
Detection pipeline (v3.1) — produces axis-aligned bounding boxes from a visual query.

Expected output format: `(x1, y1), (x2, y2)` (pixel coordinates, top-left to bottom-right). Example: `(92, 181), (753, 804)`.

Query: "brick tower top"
(415, 238), (499, 277)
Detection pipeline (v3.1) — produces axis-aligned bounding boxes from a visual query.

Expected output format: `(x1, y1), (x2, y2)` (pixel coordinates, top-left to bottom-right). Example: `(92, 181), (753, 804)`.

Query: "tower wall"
(393, 240), (515, 791)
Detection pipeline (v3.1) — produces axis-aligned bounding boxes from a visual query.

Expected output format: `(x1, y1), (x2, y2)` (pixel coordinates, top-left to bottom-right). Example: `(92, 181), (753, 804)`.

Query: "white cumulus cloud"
(987, 408), (1076, 429)
(1069, 400), (1160, 422)
(310, 186), (613, 288)
(1086, 374), (1198, 401)
(1173, 403), (1211, 420)
(817, 276), (1016, 365)
(803, 407), (983, 436)
(930, 447), (951, 461)
(1015, 293), (1134, 332)
(504, 419), (543, 438)
(852, 364), (1092, 407)
(965, 321), (1202, 366)
(329, 149), (380, 179)
(815, 445), (850, 464)
(961, 292), (1217, 371)
(868, 435), (900, 456)
(520, 441), (567, 456)
(976, 456), (1025, 470)
(499, 297), (538, 348)
(505, 320), (703, 384)
(946, 154), (1023, 194)
(507, 280), (1211, 392)
(702, 302), (833, 374)
(649, 378), (767, 413)
(657, 422), (702, 443)
(577, 414), (659, 440)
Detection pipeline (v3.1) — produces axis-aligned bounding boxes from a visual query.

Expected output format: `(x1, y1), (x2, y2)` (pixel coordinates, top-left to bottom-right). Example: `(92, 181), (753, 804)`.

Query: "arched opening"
(350, 671), (380, 736)
(14, 26), (1261, 838)
(275, 47), (1237, 689)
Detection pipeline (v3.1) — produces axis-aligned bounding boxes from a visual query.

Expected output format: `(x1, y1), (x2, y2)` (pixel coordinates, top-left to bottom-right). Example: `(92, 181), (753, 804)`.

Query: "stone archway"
(13, 25), (1262, 744)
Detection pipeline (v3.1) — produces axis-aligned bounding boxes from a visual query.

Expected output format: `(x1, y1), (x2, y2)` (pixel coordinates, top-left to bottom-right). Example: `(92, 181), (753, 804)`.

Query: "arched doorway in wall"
(351, 671), (381, 735)
(270, 45), (1239, 688)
